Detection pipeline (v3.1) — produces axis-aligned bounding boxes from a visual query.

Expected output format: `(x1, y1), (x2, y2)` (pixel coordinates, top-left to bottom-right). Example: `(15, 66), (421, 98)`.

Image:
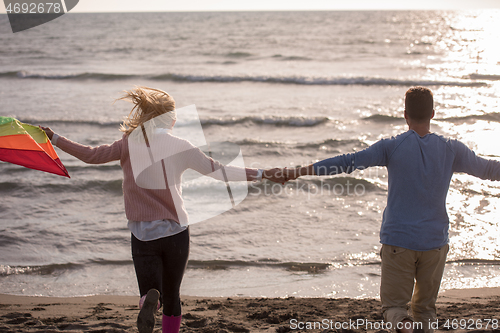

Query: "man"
(283, 87), (500, 333)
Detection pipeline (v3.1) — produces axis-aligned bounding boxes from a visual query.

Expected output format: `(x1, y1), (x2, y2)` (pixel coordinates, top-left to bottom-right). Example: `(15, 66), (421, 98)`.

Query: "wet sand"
(1, 288), (500, 332)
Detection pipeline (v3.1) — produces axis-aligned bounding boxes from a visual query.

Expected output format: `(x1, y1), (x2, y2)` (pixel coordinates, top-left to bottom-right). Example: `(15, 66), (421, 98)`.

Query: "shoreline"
(1, 288), (500, 332)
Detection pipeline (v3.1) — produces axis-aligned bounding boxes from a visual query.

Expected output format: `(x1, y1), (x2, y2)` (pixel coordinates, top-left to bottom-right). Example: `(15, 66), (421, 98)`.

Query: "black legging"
(131, 228), (190, 316)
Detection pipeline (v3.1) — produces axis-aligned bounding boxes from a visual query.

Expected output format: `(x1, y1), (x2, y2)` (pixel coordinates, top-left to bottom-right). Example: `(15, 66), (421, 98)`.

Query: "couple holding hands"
(41, 86), (500, 333)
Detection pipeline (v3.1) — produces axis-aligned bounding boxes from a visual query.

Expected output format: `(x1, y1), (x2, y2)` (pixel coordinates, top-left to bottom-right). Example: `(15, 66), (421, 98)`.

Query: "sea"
(1, 10), (500, 298)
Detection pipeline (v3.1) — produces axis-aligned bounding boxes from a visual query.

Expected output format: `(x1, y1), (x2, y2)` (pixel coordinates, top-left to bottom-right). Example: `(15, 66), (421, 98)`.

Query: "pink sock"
(162, 314), (182, 333)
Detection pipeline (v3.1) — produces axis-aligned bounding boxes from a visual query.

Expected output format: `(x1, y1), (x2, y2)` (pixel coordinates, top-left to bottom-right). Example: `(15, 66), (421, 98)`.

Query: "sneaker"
(137, 289), (160, 333)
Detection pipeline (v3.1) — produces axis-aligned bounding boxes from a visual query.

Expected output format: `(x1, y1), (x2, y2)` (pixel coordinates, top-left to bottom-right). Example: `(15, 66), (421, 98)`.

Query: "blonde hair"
(119, 86), (176, 135)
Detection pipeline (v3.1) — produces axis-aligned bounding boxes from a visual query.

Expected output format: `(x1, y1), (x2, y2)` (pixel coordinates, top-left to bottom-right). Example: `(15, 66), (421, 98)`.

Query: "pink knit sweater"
(56, 134), (256, 224)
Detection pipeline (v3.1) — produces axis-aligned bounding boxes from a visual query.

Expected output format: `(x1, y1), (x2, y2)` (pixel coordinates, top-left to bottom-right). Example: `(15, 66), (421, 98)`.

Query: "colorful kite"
(0, 117), (70, 178)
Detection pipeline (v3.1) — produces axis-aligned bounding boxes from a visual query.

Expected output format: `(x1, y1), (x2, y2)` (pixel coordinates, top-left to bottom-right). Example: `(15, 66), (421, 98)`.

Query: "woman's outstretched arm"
(40, 126), (122, 164)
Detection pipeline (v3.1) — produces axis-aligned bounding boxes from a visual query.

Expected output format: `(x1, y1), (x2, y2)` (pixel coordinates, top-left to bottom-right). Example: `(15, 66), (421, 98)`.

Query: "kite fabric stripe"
(0, 117), (70, 177)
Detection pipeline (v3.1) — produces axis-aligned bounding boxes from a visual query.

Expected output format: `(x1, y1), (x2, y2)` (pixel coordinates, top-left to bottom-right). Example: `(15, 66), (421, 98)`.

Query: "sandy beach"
(1, 288), (500, 333)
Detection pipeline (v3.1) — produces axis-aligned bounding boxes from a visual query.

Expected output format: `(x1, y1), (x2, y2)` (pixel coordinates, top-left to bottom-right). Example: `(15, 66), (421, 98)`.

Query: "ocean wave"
(467, 73), (500, 81)
(366, 112), (500, 124)
(0, 70), (134, 81)
(0, 181), (19, 192)
(0, 260), (133, 277)
(0, 234), (21, 247)
(447, 259), (500, 265)
(64, 164), (122, 172)
(225, 51), (253, 58)
(22, 112), (500, 129)
(1, 70), (488, 87)
(188, 259), (333, 273)
(272, 54), (312, 61)
(0, 163), (121, 175)
(236, 138), (366, 149)
(4, 258), (499, 277)
(0, 263), (84, 277)
(48, 179), (123, 195)
(363, 114), (405, 123)
(88, 259), (133, 266)
(16, 115), (331, 128)
(436, 112), (500, 123)
(0, 179), (123, 195)
(108, 74), (493, 87)
(202, 115), (330, 127)
(297, 138), (367, 150)
(18, 116), (331, 128)
(235, 138), (289, 146)
(0, 260), (339, 276)
(17, 117), (120, 128)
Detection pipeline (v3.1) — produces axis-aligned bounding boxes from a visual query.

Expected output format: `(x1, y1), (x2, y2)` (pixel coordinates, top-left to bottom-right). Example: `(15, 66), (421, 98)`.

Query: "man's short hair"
(405, 86), (434, 122)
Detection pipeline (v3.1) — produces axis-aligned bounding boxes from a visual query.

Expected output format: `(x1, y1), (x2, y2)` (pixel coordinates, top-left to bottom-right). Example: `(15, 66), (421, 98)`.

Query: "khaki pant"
(380, 244), (449, 333)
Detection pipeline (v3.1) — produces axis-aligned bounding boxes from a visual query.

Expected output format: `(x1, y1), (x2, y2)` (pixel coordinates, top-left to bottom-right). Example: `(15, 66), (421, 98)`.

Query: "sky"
(2, 0), (500, 13)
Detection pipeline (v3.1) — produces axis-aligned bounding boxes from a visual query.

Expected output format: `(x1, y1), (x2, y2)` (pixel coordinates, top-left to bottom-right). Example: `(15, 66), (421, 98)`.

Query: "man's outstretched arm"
(452, 140), (500, 181)
(283, 140), (391, 181)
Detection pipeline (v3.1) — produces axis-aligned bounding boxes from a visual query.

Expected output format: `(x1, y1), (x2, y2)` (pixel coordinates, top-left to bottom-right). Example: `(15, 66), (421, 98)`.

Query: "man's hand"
(263, 165), (315, 184)
(284, 165), (315, 180)
(262, 168), (288, 184)
(283, 167), (297, 181)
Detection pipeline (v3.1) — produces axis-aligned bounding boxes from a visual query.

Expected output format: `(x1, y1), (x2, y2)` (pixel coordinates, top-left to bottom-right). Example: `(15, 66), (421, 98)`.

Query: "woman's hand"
(39, 126), (54, 140)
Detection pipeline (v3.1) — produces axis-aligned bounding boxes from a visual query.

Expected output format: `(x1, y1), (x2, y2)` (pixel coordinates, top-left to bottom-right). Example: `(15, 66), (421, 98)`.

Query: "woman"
(41, 86), (284, 333)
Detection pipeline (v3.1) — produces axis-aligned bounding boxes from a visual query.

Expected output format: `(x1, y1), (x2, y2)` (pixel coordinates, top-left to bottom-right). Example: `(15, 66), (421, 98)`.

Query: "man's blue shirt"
(313, 130), (500, 251)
